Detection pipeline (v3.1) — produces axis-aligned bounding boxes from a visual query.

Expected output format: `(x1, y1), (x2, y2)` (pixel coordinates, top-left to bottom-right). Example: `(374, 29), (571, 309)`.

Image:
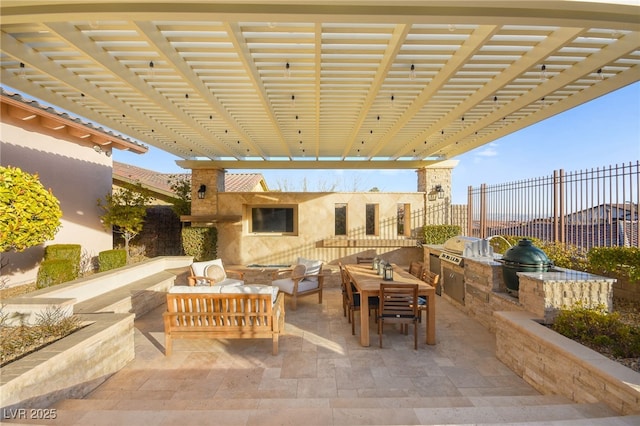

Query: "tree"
(167, 174), (191, 216)
(0, 166), (62, 252)
(98, 184), (152, 259)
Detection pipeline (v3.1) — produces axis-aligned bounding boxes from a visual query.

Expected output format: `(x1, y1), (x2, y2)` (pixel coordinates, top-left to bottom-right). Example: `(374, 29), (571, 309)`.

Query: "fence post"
(480, 183), (487, 238)
(467, 185), (473, 236)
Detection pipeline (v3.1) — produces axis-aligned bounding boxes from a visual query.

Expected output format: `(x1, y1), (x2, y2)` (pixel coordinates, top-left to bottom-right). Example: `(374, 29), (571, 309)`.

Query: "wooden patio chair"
(417, 270), (439, 324)
(340, 262), (378, 335)
(378, 283), (420, 349)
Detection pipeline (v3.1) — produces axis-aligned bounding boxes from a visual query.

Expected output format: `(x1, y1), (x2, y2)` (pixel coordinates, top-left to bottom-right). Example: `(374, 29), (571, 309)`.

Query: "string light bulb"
(410, 64), (416, 80)
(149, 61), (154, 77)
(284, 62), (291, 78)
(19, 62), (26, 79)
(540, 64), (547, 81)
(597, 68), (604, 80)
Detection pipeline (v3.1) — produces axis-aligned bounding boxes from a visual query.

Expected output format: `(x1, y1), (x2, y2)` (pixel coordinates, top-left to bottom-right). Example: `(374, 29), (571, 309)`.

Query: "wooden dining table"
(345, 263), (436, 347)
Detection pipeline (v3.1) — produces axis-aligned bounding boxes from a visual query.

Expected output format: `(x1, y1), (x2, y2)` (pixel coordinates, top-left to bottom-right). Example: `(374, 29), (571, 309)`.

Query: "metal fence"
(467, 161), (639, 250)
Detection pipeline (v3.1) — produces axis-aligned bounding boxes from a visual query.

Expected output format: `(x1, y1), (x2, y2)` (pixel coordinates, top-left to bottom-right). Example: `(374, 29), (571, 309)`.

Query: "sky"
(114, 81), (639, 204)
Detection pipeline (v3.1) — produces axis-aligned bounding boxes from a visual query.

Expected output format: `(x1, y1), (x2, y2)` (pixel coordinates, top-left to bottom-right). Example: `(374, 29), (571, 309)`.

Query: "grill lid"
(502, 239), (553, 267)
(442, 236), (480, 255)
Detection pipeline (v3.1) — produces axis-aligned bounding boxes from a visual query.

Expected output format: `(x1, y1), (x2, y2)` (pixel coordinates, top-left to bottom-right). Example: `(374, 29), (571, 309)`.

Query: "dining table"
(345, 263), (436, 347)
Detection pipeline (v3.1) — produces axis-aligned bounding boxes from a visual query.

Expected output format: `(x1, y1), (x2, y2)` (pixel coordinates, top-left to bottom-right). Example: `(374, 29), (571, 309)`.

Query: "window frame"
(247, 204), (298, 235)
(365, 203), (379, 236)
(334, 203), (348, 236)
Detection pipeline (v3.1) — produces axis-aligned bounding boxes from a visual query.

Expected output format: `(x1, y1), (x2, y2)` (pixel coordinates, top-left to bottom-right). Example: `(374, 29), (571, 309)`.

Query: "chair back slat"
(378, 283), (420, 349)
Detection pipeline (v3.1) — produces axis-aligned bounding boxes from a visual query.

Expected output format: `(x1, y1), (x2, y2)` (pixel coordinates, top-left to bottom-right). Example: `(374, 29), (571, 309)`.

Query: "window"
(366, 204), (378, 236)
(249, 206), (297, 234)
(335, 203), (347, 235)
(397, 203), (411, 236)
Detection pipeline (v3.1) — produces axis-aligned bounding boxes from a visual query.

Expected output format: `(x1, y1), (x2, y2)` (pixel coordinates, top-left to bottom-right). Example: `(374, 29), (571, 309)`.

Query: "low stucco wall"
(0, 313), (135, 412)
(495, 310), (640, 415)
(209, 191), (429, 266)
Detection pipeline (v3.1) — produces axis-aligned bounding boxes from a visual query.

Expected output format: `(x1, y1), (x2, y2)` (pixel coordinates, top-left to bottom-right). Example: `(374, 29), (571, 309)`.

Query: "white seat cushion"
(169, 285), (222, 294)
(272, 277), (319, 295)
(220, 284), (279, 305)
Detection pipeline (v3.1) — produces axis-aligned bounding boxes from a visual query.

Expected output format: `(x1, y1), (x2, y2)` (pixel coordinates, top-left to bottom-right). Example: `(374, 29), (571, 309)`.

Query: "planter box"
(495, 310), (640, 415)
(0, 313), (134, 412)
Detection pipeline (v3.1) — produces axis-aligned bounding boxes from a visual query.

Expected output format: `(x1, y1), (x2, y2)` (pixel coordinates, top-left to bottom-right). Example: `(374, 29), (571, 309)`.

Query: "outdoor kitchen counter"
(424, 244), (616, 324)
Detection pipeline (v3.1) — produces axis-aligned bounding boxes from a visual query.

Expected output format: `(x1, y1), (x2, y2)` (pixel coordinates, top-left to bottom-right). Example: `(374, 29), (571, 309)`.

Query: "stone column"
(416, 160), (458, 196)
(191, 168), (225, 216)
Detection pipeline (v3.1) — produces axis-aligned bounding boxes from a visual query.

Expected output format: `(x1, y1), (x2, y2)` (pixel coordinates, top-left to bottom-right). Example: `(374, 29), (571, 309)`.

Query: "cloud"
(474, 143), (499, 159)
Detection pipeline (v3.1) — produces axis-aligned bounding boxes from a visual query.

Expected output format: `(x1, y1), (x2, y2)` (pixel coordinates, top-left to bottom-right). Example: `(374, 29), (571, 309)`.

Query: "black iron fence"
(466, 161), (639, 250)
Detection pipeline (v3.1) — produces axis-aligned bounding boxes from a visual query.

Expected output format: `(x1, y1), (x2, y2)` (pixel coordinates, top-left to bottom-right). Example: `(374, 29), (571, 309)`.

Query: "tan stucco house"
(1, 90), (147, 287)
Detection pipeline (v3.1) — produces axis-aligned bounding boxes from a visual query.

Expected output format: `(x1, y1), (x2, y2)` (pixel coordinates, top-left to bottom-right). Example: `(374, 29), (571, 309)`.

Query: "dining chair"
(418, 271), (440, 324)
(338, 262), (350, 318)
(378, 283), (420, 349)
(340, 262), (378, 335)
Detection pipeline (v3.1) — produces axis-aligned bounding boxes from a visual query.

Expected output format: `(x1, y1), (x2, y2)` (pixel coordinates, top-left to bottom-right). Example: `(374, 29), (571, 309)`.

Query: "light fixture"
(93, 145), (102, 153)
(597, 68), (604, 80)
(540, 64), (547, 80)
(291, 94), (296, 107)
(149, 60), (154, 77)
(19, 62), (26, 79)
(428, 184), (445, 201)
(391, 94), (395, 107)
(383, 262), (394, 281)
(284, 62), (291, 78)
(410, 64), (416, 80)
(197, 184), (207, 199)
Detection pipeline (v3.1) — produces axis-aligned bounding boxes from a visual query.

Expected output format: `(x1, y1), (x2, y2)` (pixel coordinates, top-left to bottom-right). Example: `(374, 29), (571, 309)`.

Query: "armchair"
(271, 258), (324, 310)
(187, 258), (244, 287)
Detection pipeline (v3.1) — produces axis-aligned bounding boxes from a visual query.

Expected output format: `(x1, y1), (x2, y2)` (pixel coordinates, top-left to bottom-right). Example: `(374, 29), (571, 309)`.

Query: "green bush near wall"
(423, 225), (461, 244)
(181, 226), (218, 261)
(588, 246), (640, 282)
(44, 244), (81, 278)
(36, 259), (77, 289)
(98, 249), (127, 272)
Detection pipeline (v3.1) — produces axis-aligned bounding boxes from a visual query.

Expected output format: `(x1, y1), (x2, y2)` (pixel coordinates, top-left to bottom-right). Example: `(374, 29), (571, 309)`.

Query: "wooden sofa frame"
(163, 292), (285, 356)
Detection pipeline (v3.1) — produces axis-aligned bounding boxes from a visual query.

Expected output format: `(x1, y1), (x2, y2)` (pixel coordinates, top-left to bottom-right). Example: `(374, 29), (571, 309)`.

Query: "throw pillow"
(291, 263), (307, 279)
(205, 264), (226, 284)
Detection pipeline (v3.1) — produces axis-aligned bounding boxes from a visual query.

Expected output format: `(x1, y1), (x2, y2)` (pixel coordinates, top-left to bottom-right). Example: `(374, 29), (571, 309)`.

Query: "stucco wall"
(1, 118), (113, 287)
(208, 191), (427, 266)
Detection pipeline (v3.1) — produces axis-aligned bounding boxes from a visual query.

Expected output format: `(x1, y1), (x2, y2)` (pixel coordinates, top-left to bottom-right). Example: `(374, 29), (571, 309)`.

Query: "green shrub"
(552, 302), (640, 358)
(588, 246), (640, 282)
(423, 225), (461, 244)
(181, 226), (217, 261)
(538, 241), (588, 271)
(488, 235), (543, 254)
(36, 259), (76, 289)
(44, 244), (81, 278)
(98, 249), (127, 272)
(0, 166), (62, 252)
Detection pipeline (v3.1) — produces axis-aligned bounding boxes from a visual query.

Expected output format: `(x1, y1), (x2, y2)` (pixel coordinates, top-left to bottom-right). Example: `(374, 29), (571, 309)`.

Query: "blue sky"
(116, 81), (639, 204)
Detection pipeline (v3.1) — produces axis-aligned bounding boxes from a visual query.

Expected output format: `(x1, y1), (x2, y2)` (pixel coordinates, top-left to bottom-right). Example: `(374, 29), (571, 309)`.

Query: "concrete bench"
(74, 270), (178, 317)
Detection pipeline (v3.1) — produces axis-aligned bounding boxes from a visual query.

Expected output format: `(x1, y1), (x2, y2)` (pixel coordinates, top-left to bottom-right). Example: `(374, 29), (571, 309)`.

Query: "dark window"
(366, 204), (378, 236)
(251, 207), (295, 233)
(335, 203), (347, 235)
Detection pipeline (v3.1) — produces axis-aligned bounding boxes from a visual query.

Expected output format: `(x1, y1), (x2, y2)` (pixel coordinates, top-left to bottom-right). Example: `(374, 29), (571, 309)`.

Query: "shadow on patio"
(15, 285), (634, 425)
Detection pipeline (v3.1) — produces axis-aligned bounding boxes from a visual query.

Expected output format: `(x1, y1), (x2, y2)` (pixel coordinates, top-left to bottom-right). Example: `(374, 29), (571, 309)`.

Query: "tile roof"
(1, 88), (147, 153)
(113, 161), (267, 194)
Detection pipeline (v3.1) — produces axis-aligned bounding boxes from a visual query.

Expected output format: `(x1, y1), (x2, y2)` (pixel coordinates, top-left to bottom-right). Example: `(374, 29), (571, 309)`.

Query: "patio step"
(5, 396), (629, 425)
